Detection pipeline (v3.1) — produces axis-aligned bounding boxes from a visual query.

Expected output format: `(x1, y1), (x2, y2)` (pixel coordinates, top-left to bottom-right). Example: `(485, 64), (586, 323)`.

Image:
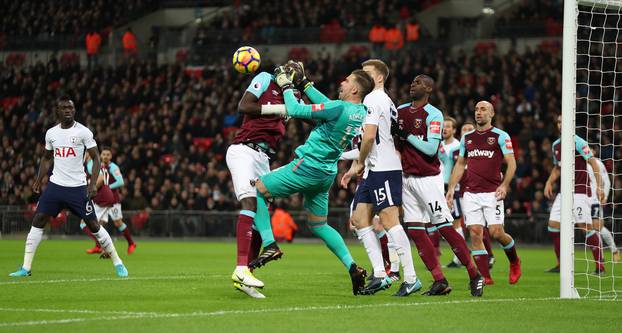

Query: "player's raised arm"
(240, 71), (287, 116)
(109, 163), (125, 189)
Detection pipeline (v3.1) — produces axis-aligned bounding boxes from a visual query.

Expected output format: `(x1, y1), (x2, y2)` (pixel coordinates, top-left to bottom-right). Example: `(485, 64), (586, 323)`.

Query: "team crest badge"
(70, 136), (79, 144)
(414, 119), (423, 128)
(487, 137), (496, 145)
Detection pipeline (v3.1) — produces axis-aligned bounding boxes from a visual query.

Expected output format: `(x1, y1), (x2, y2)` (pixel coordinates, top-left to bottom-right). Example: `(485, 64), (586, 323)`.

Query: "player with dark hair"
(9, 96), (128, 278)
(446, 101), (521, 285)
(544, 115), (605, 274)
(393, 75), (484, 297)
(248, 65), (372, 295)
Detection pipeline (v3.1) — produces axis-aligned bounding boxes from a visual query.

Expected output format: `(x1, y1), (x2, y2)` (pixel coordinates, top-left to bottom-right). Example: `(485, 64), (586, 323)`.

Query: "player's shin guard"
(472, 250), (491, 279)
(255, 190), (276, 247)
(376, 230), (391, 271)
(437, 222), (479, 279)
(387, 224), (418, 283)
(501, 238), (519, 264)
(236, 210), (255, 266)
(117, 222), (134, 245)
(80, 221), (100, 247)
(356, 226), (385, 277)
(22, 226), (44, 271)
(427, 225), (441, 257)
(406, 224), (445, 282)
(548, 226), (561, 264)
(93, 226), (123, 266)
(309, 221), (354, 269)
(483, 228), (494, 258)
(586, 230), (604, 270)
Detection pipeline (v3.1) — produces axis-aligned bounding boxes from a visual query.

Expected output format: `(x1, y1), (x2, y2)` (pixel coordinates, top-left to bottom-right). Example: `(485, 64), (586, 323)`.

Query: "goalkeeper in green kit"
(249, 62), (372, 295)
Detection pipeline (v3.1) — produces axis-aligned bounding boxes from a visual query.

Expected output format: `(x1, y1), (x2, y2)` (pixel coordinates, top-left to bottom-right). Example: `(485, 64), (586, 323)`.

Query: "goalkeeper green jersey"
(283, 86), (367, 175)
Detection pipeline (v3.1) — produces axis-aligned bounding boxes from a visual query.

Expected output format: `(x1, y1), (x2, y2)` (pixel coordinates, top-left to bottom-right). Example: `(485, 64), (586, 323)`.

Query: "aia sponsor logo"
(311, 103), (324, 111)
(55, 146), (77, 158)
(487, 137), (496, 145)
(414, 119), (423, 128)
(429, 121), (441, 134)
(467, 149), (495, 158)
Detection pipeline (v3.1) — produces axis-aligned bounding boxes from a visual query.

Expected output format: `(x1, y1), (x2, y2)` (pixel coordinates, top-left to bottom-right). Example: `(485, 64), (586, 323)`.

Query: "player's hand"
(597, 186), (605, 204)
(495, 184), (508, 200)
(391, 119), (409, 140)
(354, 162), (365, 177)
(445, 190), (454, 210)
(286, 60), (312, 89)
(88, 184), (97, 199)
(32, 180), (41, 194)
(340, 171), (353, 189)
(544, 182), (554, 200)
(274, 66), (295, 90)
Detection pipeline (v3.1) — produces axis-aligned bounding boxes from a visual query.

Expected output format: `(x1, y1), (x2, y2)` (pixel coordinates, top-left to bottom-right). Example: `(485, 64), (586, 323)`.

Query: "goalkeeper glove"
(287, 60), (313, 90)
(274, 66), (295, 91)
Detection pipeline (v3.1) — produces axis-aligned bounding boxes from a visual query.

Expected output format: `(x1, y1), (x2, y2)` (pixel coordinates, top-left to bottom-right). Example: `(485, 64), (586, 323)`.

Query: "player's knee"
(84, 219), (100, 233)
(32, 214), (48, 228)
(488, 226), (503, 239)
(240, 197), (257, 212)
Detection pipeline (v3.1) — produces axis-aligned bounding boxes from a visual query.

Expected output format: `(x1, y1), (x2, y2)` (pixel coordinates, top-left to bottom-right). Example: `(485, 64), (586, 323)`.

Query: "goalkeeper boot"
(248, 243), (283, 270)
(115, 264), (128, 278)
(234, 282), (266, 299)
(422, 278), (452, 296)
(349, 263), (367, 295)
(232, 266), (264, 288)
(9, 267), (31, 277)
(509, 259), (522, 284)
(361, 276), (392, 295)
(393, 278), (422, 297)
(469, 274), (485, 297)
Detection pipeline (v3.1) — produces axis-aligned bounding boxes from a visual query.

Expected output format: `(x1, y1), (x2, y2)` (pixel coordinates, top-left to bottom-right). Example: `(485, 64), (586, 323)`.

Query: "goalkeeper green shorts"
(260, 157), (335, 216)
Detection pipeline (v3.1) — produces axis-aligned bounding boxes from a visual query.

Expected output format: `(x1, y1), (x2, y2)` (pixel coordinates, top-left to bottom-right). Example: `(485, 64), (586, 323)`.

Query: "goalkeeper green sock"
(255, 190), (275, 248)
(308, 220), (354, 269)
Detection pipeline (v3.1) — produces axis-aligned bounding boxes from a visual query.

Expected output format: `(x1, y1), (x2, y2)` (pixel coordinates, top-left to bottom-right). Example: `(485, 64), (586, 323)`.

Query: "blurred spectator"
(85, 30), (102, 69)
(122, 27), (137, 58)
(271, 202), (298, 243)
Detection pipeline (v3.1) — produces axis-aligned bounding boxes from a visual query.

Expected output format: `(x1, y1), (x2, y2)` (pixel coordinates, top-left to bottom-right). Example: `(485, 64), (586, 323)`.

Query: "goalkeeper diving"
(249, 62), (374, 295)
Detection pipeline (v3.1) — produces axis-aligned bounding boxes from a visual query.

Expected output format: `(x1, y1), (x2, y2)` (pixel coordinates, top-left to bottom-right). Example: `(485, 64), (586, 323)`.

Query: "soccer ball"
(232, 46), (261, 74)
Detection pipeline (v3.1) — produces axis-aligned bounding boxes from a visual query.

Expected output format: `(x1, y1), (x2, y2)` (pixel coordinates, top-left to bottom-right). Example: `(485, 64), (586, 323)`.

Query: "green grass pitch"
(0, 239), (620, 332)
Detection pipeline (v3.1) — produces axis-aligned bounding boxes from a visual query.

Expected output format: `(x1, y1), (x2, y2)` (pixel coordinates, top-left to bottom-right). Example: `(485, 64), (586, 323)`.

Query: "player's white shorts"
(402, 173), (453, 224)
(226, 143), (270, 200)
(462, 192), (504, 227)
(94, 203), (122, 223)
(549, 193), (591, 224)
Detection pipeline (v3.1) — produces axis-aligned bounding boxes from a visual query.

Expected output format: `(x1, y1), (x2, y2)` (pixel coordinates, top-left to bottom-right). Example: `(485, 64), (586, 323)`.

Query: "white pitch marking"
(1, 297), (617, 328)
(0, 275), (217, 286)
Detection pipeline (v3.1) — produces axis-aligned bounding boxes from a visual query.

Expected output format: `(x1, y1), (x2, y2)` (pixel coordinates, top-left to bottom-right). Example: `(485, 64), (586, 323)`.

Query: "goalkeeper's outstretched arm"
(282, 90), (342, 121)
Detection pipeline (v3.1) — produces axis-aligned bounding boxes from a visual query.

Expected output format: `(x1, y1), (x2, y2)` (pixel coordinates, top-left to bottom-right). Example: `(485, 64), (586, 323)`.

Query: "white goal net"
(563, 0), (622, 299)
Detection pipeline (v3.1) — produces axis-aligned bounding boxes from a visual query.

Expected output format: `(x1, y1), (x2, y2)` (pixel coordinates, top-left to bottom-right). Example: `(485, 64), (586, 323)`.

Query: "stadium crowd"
(1, 49), (619, 218)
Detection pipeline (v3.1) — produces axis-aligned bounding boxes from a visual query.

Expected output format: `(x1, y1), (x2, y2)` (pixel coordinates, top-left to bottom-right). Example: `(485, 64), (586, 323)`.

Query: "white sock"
(23, 226), (44, 271)
(356, 226), (385, 278)
(600, 226), (618, 252)
(385, 231), (400, 271)
(387, 224), (417, 283)
(93, 227), (123, 266)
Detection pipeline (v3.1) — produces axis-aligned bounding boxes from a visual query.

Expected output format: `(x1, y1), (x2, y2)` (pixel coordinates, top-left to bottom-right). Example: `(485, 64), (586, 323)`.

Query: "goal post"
(562, 0), (621, 299)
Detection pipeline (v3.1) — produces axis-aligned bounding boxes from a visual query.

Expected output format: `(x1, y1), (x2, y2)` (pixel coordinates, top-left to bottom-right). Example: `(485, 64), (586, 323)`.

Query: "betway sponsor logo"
(467, 149), (495, 158)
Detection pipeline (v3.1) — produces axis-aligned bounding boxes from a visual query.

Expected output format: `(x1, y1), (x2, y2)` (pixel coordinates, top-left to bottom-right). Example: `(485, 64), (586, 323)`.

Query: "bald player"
(446, 101), (521, 285)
